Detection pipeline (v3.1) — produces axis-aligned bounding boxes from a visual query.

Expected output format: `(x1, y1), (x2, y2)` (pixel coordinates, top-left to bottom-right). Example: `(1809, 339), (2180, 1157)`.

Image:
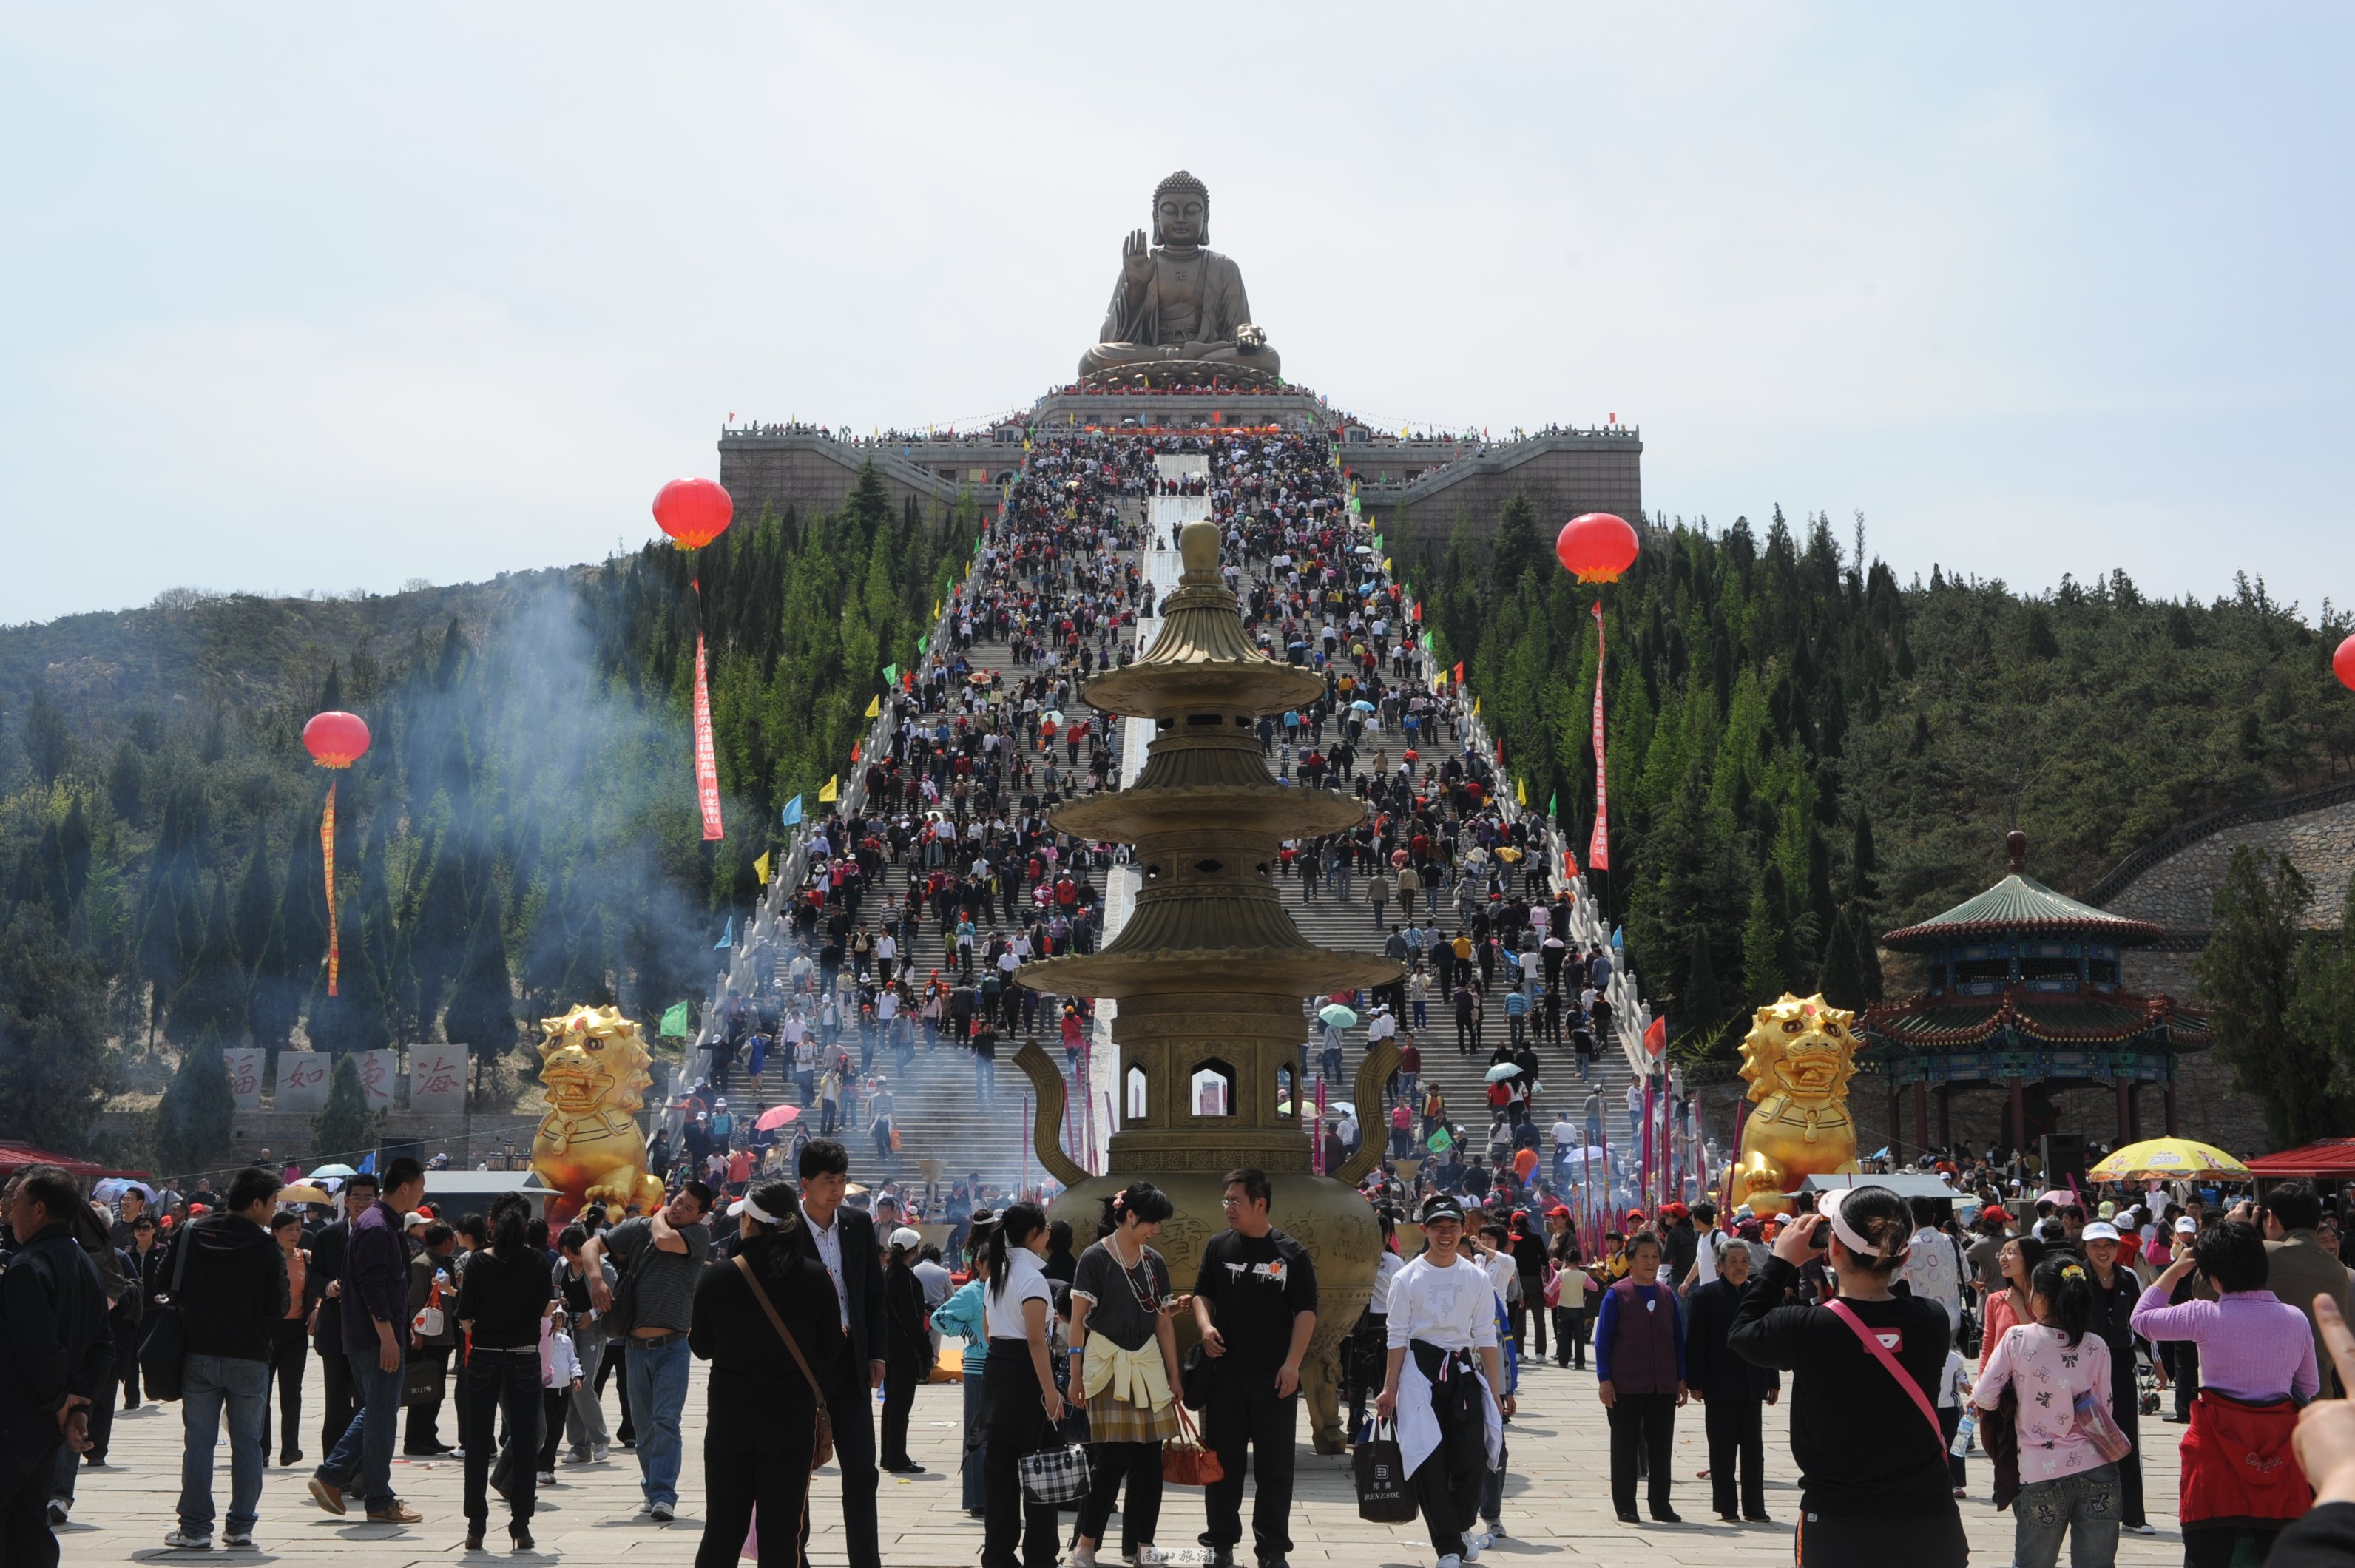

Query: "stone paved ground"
(77, 1353), (2190, 1566)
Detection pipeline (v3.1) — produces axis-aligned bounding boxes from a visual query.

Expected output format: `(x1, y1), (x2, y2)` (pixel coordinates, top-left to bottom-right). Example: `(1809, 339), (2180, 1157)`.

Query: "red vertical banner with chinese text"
(1588, 601), (1610, 871)
(322, 781), (339, 996)
(693, 632), (723, 842)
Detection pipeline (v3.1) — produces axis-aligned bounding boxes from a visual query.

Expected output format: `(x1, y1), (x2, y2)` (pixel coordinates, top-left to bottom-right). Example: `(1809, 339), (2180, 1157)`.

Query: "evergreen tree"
(1486, 492), (1544, 600)
(109, 740), (146, 826)
(443, 876), (517, 1053)
(252, 817), (323, 1050)
(57, 797), (91, 910)
(0, 904), (115, 1149)
(2194, 848), (2345, 1144)
(229, 832), (277, 1004)
(311, 1052), (380, 1170)
(21, 687), (70, 785)
(1740, 885), (1785, 1005)
(167, 880), (248, 1045)
(1817, 906), (1865, 1010)
(153, 1028), (237, 1180)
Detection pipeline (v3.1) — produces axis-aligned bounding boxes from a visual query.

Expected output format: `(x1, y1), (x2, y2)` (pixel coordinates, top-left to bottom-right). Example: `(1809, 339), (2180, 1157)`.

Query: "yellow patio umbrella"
(2086, 1138), (2251, 1182)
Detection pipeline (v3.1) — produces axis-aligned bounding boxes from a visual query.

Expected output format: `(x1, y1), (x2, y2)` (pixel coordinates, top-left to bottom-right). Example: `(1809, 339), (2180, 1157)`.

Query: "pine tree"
(442, 876), (516, 1053)
(311, 1052), (379, 1170)
(1740, 885), (1785, 1006)
(229, 831), (277, 1004)
(167, 880), (248, 1045)
(22, 688), (70, 785)
(1817, 906), (1865, 1009)
(109, 740), (146, 825)
(2194, 848), (2345, 1144)
(153, 1027), (237, 1179)
(252, 816), (324, 1050)
(0, 903), (116, 1148)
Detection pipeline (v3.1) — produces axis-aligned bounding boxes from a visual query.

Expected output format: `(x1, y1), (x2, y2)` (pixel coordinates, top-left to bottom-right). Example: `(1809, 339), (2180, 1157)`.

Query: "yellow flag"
(1383, 556), (1393, 572)
(818, 774), (839, 804)
(864, 693), (881, 719)
(1473, 695), (1481, 715)
(1516, 780), (1527, 805)
(754, 851), (772, 885)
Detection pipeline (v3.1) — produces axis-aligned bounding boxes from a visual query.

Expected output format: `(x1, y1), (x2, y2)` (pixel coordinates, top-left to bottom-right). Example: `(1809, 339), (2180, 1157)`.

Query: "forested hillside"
(0, 466), (973, 1161)
(1409, 501), (2355, 1055)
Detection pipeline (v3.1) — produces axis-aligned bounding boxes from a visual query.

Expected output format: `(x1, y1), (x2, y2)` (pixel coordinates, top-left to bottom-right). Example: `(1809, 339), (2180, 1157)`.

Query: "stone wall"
(1382, 435), (1644, 555)
(2094, 785), (2355, 937)
(718, 433), (976, 524)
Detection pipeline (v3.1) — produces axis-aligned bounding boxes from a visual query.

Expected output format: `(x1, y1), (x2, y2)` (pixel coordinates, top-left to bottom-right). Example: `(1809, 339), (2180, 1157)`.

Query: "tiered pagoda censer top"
(1020, 518), (1394, 1169)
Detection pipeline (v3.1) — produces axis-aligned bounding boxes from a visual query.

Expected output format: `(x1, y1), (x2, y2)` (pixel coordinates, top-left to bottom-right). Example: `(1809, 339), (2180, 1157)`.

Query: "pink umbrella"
(755, 1104), (801, 1132)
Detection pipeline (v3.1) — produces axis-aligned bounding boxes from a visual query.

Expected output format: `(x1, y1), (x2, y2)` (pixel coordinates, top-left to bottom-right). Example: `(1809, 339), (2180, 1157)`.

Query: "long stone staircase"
(689, 445), (1705, 1218)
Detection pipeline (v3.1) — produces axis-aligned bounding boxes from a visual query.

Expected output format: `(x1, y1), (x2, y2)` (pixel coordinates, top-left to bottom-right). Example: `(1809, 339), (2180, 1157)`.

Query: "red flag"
(693, 633), (724, 842)
(321, 780), (339, 996)
(1643, 1014), (1667, 1056)
(851, 740), (862, 764)
(1453, 660), (1465, 685)
(1589, 601), (1610, 871)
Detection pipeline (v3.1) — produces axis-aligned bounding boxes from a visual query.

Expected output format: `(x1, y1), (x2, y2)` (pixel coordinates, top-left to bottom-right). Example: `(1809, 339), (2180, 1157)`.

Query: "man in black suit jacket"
(796, 1139), (891, 1568)
(304, 1175), (378, 1457)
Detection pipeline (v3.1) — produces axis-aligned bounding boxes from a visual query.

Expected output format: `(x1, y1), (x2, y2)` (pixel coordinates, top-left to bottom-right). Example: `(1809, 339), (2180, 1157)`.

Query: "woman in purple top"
(2131, 1220), (2318, 1567)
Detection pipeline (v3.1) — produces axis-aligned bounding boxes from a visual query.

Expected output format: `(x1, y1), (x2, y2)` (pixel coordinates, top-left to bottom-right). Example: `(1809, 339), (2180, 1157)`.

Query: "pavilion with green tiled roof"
(1862, 831), (2211, 1158)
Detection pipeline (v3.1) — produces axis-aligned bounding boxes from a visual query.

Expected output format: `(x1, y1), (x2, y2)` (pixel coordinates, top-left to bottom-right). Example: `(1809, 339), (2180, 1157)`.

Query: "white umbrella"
(308, 1163), (360, 1180)
(1484, 1063), (1525, 1084)
(1329, 1101), (1357, 1118)
(1317, 1004), (1359, 1030)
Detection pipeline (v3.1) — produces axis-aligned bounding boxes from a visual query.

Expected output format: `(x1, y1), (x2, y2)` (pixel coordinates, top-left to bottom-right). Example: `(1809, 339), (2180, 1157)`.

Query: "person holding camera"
(1728, 1186), (1965, 1568)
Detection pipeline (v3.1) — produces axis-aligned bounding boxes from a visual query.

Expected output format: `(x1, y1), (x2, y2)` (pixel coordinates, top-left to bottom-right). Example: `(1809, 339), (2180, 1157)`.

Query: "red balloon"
(1555, 512), (1641, 584)
(2337, 632), (2355, 693)
(303, 711), (371, 769)
(652, 477), (734, 551)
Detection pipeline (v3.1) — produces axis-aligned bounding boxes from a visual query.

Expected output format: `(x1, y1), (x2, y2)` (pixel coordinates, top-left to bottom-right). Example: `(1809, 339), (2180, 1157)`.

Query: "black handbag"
(137, 1227), (195, 1403)
(1180, 1342), (1211, 1412)
(1354, 1419), (1419, 1523)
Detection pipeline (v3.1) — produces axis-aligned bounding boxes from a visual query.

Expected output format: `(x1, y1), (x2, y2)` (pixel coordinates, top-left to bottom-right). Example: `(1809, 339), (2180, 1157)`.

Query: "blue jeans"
(179, 1354), (269, 1535)
(624, 1337), (691, 1509)
(317, 1348), (404, 1512)
(2013, 1460), (2121, 1568)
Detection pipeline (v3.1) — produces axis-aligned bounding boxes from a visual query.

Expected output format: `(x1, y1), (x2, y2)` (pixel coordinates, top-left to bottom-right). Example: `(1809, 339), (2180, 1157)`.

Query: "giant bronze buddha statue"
(1079, 170), (1282, 388)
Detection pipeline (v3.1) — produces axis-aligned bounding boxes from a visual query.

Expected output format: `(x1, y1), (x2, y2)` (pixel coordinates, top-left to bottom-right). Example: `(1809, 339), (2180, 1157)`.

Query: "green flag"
(882, 663), (899, 683)
(659, 1001), (690, 1038)
(1546, 791), (1558, 819)
(917, 634), (930, 655)
(1427, 1126), (1453, 1152)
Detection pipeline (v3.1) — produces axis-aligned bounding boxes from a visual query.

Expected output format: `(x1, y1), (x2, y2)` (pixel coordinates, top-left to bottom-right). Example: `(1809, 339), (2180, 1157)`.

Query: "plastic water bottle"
(1950, 1409), (1976, 1457)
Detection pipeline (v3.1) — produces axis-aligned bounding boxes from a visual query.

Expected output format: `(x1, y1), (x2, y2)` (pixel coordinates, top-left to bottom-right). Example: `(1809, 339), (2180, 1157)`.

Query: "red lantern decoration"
(1555, 512), (1641, 584)
(652, 477), (735, 552)
(2337, 632), (2355, 692)
(302, 711), (371, 768)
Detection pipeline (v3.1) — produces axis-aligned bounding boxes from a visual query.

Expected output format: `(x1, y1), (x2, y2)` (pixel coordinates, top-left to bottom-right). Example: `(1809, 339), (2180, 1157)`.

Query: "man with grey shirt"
(582, 1181), (713, 1522)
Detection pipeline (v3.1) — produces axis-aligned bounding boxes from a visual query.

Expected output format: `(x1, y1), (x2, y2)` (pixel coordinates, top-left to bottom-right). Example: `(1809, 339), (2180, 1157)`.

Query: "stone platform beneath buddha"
(77, 1356), (2189, 1566)
(1081, 359), (1284, 392)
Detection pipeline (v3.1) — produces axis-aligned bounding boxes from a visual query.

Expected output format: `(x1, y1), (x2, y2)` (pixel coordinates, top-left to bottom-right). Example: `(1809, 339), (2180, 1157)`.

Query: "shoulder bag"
(1824, 1297), (1945, 1453)
(1018, 1414), (1092, 1507)
(137, 1229), (195, 1403)
(731, 1254), (834, 1470)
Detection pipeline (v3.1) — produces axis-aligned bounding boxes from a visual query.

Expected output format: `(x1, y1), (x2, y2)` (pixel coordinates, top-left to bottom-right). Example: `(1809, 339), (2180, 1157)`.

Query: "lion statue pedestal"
(533, 1004), (666, 1224)
(1725, 993), (1862, 1217)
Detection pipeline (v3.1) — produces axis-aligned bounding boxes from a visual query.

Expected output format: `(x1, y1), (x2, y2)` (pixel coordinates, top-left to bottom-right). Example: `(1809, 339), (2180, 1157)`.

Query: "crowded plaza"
(18, 413), (2355, 1568)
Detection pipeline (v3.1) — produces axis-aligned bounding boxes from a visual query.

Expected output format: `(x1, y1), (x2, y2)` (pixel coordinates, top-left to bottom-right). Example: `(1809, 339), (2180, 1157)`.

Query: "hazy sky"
(4, 6), (2349, 626)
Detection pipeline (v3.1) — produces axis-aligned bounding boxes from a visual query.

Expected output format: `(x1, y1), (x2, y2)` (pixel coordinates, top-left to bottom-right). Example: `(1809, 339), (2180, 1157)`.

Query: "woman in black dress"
(688, 1178), (844, 1568)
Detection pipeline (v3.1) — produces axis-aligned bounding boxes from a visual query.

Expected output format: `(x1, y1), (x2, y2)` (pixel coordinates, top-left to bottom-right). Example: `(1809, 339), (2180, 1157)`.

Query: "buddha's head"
(1152, 169), (1209, 248)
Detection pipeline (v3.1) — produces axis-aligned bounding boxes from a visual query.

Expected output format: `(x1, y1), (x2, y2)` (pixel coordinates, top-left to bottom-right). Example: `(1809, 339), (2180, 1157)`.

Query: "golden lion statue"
(533, 1004), (666, 1222)
(1726, 993), (1861, 1217)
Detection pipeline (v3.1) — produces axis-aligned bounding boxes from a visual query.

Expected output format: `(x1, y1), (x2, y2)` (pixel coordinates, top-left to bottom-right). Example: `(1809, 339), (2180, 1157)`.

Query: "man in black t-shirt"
(1191, 1168), (1317, 1568)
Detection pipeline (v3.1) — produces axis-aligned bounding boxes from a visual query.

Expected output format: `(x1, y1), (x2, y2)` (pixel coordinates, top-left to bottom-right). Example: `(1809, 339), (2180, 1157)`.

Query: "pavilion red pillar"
(2008, 1079), (2027, 1154)
(1914, 1082), (1930, 1158)
(2164, 1082), (2180, 1138)
(2115, 1078), (2132, 1146)
(1888, 1080), (1903, 1163)
(1939, 1086), (1953, 1152)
